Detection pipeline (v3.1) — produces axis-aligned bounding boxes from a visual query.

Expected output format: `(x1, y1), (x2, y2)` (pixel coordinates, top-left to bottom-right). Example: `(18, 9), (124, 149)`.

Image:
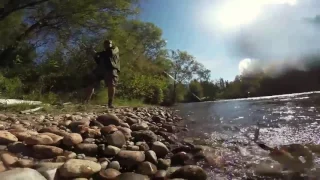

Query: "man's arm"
(93, 52), (100, 64)
(111, 46), (119, 55)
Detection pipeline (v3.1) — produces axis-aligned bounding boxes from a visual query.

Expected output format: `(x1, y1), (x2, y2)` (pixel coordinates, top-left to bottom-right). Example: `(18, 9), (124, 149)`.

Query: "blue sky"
(138, 0), (320, 81)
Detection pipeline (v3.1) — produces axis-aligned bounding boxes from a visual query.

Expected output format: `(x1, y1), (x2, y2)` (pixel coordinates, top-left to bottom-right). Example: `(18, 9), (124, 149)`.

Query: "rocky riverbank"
(0, 106), (208, 180)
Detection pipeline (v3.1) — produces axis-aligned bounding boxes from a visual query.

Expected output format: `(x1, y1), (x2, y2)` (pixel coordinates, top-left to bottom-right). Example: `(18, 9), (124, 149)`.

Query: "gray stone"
(137, 161), (157, 176)
(108, 161), (121, 170)
(131, 130), (157, 143)
(131, 123), (149, 131)
(0, 168), (46, 180)
(97, 114), (121, 126)
(59, 159), (101, 178)
(152, 141), (169, 158)
(115, 172), (149, 180)
(104, 145), (121, 156)
(106, 131), (126, 148)
(169, 165), (207, 180)
(146, 150), (158, 164)
(75, 143), (98, 156)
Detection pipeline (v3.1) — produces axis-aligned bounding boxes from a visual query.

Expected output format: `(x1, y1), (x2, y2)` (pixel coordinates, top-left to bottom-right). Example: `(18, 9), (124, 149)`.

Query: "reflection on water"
(176, 92), (320, 179)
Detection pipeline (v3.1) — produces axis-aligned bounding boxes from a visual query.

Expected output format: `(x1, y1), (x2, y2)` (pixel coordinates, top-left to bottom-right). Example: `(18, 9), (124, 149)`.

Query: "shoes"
(108, 100), (114, 108)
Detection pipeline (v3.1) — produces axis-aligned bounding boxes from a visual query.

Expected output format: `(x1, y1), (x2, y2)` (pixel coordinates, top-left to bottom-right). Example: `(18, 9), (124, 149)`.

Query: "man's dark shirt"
(93, 46), (120, 72)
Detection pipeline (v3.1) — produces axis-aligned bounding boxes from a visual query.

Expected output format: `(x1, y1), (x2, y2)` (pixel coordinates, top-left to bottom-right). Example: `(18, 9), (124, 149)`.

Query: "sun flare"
(216, 0), (297, 29)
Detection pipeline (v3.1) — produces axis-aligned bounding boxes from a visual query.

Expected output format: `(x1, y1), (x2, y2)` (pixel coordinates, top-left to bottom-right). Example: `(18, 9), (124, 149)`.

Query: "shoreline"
(0, 105), (208, 179)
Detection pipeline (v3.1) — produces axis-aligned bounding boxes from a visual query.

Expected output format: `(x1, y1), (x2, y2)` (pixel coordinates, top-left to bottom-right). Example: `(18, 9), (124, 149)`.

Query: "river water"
(176, 91), (320, 180)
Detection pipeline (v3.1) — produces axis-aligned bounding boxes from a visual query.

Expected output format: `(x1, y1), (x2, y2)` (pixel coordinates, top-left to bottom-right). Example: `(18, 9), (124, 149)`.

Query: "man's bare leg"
(108, 85), (115, 108)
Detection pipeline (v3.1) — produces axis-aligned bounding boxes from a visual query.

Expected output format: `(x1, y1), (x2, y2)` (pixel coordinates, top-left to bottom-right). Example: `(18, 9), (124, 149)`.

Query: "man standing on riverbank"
(84, 40), (120, 108)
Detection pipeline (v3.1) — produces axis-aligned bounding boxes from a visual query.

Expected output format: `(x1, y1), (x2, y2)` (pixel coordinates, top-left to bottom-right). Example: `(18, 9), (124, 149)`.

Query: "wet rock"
(63, 133), (83, 146)
(158, 159), (171, 170)
(0, 168), (47, 180)
(97, 114), (121, 126)
(136, 142), (150, 151)
(1, 152), (18, 167)
(117, 127), (132, 140)
(34, 162), (65, 169)
(253, 162), (284, 177)
(132, 130), (157, 143)
(157, 131), (178, 144)
(101, 125), (118, 135)
(171, 152), (190, 166)
(146, 150), (158, 164)
(99, 168), (121, 179)
(115, 172), (149, 180)
(75, 143), (98, 156)
(117, 150), (145, 167)
(10, 130), (38, 141)
(64, 151), (77, 159)
(59, 159), (101, 178)
(152, 141), (169, 158)
(33, 145), (64, 159)
(104, 145), (121, 156)
(137, 161), (157, 176)
(171, 146), (192, 154)
(100, 161), (109, 169)
(131, 123), (149, 131)
(154, 170), (167, 180)
(105, 131), (126, 148)
(170, 165), (207, 180)
(24, 134), (54, 145)
(40, 132), (63, 145)
(108, 161), (121, 170)
(0, 131), (18, 144)
(55, 156), (67, 162)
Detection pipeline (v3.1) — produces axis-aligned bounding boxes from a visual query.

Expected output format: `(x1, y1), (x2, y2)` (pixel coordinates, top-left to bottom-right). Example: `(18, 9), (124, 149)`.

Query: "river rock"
(37, 168), (58, 180)
(75, 143), (98, 156)
(115, 172), (150, 180)
(97, 114), (121, 126)
(101, 125), (118, 135)
(131, 123), (149, 131)
(152, 116), (164, 123)
(40, 132), (63, 145)
(146, 150), (158, 164)
(0, 131), (18, 144)
(152, 141), (169, 158)
(117, 127), (132, 139)
(108, 161), (121, 170)
(105, 131), (126, 148)
(253, 162), (284, 177)
(39, 127), (69, 136)
(24, 134), (54, 145)
(1, 152), (18, 167)
(17, 159), (34, 168)
(58, 159), (101, 178)
(83, 128), (101, 138)
(63, 133), (83, 146)
(171, 152), (190, 166)
(154, 170), (167, 180)
(33, 145), (64, 159)
(137, 161), (157, 176)
(0, 168), (47, 180)
(125, 117), (140, 125)
(136, 142), (150, 151)
(119, 122), (130, 128)
(10, 130), (38, 141)
(99, 168), (121, 179)
(117, 150), (145, 166)
(170, 165), (207, 180)
(132, 130), (157, 143)
(104, 145), (121, 156)
(158, 159), (171, 170)
(69, 120), (90, 133)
